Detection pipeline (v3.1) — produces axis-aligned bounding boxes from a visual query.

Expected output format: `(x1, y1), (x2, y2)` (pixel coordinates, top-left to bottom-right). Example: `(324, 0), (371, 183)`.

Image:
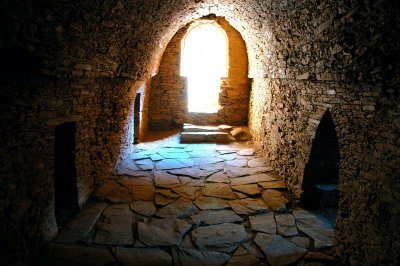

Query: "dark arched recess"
(300, 110), (340, 225)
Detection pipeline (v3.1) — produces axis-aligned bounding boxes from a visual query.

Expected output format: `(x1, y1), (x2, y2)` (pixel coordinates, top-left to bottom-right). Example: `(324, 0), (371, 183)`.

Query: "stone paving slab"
(249, 213), (276, 234)
(172, 186), (201, 200)
(259, 180), (286, 189)
(261, 189), (288, 212)
(168, 167), (215, 178)
(138, 218), (192, 247)
(56, 202), (108, 243)
(193, 196), (230, 210)
(247, 158), (269, 168)
(231, 184), (260, 195)
(191, 223), (248, 250)
(135, 158), (154, 170)
(226, 159), (248, 167)
(227, 166), (274, 178)
(55, 136), (336, 265)
(156, 159), (195, 170)
(92, 204), (135, 245)
(118, 175), (153, 186)
(230, 173), (280, 186)
(229, 198), (269, 215)
(296, 217), (334, 248)
(155, 199), (197, 219)
(129, 185), (155, 201)
(130, 200), (156, 216)
(206, 171), (230, 183)
(191, 210), (243, 225)
(49, 244), (115, 266)
(172, 248), (231, 266)
(201, 183), (237, 199)
(115, 247), (172, 265)
(158, 151), (191, 159)
(254, 233), (307, 266)
(154, 171), (181, 188)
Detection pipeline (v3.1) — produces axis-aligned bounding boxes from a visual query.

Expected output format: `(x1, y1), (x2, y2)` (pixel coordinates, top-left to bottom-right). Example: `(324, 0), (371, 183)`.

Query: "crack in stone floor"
(37, 132), (337, 265)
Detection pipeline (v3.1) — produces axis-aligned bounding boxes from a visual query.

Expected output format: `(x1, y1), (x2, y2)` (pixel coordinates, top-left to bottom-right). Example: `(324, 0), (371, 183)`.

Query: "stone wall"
(0, 0), (398, 265)
(148, 16), (250, 130)
(247, 1), (400, 264)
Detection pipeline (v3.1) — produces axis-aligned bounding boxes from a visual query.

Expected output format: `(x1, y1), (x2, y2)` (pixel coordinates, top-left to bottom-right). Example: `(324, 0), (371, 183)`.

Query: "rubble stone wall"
(0, 0), (398, 265)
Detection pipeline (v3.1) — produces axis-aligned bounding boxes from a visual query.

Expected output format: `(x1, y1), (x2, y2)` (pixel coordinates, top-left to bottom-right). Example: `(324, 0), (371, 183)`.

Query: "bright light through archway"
(181, 22), (228, 113)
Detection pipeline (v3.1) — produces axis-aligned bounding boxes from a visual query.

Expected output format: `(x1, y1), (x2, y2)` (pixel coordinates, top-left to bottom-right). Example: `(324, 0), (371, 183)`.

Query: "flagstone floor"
(37, 131), (337, 266)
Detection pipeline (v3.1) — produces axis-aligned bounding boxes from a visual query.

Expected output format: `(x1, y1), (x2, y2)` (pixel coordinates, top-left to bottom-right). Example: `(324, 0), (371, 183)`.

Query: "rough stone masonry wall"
(148, 17), (249, 130)
(0, 0), (399, 265)
(247, 0), (400, 264)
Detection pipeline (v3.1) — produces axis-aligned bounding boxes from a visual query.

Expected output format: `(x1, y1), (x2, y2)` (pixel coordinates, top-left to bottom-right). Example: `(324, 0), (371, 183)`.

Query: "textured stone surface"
(201, 183), (237, 199)
(229, 198), (269, 215)
(227, 166), (274, 178)
(154, 171), (181, 188)
(56, 202), (108, 243)
(230, 173), (280, 186)
(247, 158), (269, 168)
(50, 244), (115, 265)
(118, 176), (153, 186)
(288, 236), (311, 249)
(207, 171), (230, 183)
(191, 223), (248, 250)
(231, 184), (260, 195)
(249, 213), (276, 234)
(193, 197), (229, 210)
(254, 233), (307, 266)
(155, 200), (197, 219)
(191, 210), (243, 225)
(92, 204), (134, 245)
(275, 213), (298, 236)
(2, 1), (398, 265)
(258, 180), (286, 189)
(168, 167), (213, 179)
(129, 185), (155, 201)
(237, 148), (255, 156)
(115, 247), (172, 265)
(296, 218), (334, 248)
(130, 201), (156, 216)
(156, 159), (194, 170)
(172, 248), (230, 266)
(172, 186), (200, 200)
(226, 159), (248, 167)
(261, 190), (288, 212)
(138, 219), (192, 247)
(227, 254), (260, 266)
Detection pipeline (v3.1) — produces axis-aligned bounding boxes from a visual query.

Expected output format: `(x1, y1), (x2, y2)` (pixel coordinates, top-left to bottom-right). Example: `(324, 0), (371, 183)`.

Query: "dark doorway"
(134, 93), (141, 144)
(54, 122), (79, 225)
(300, 110), (340, 225)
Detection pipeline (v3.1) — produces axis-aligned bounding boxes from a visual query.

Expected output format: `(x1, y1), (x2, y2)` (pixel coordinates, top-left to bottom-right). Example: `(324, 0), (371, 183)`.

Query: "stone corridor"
(38, 132), (336, 265)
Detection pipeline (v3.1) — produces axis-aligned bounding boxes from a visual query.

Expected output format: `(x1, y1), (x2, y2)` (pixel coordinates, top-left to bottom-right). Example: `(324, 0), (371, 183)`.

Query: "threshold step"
(183, 124), (231, 133)
(180, 132), (230, 143)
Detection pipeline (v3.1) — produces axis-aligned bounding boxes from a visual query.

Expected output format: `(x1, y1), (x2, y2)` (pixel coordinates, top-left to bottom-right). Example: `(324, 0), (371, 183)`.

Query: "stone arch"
(300, 109), (340, 225)
(146, 15), (250, 130)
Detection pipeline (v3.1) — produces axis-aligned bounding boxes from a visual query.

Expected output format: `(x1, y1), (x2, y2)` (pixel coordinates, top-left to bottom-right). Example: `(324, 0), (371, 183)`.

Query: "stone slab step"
(183, 124), (230, 133)
(180, 132), (229, 143)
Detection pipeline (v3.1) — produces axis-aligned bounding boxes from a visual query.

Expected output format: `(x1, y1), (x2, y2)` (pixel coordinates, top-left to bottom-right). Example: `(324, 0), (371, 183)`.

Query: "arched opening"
(300, 110), (340, 225)
(180, 21), (228, 113)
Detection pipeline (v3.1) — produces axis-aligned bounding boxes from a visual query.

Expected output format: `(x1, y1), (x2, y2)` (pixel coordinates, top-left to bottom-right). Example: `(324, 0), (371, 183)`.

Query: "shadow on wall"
(300, 110), (340, 225)
(54, 122), (79, 226)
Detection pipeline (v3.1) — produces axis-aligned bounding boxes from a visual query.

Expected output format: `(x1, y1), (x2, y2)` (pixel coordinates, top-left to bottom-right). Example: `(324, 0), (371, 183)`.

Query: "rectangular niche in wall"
(54, 122), (79, 225)
(134, 93), (141, 144)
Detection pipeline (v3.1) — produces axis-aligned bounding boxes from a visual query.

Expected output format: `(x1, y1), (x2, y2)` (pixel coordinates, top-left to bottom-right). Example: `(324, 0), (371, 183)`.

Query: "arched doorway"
(147, 16), (249, 131)
(300, 110), (340, 225)
(180, 21), (228, 113)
